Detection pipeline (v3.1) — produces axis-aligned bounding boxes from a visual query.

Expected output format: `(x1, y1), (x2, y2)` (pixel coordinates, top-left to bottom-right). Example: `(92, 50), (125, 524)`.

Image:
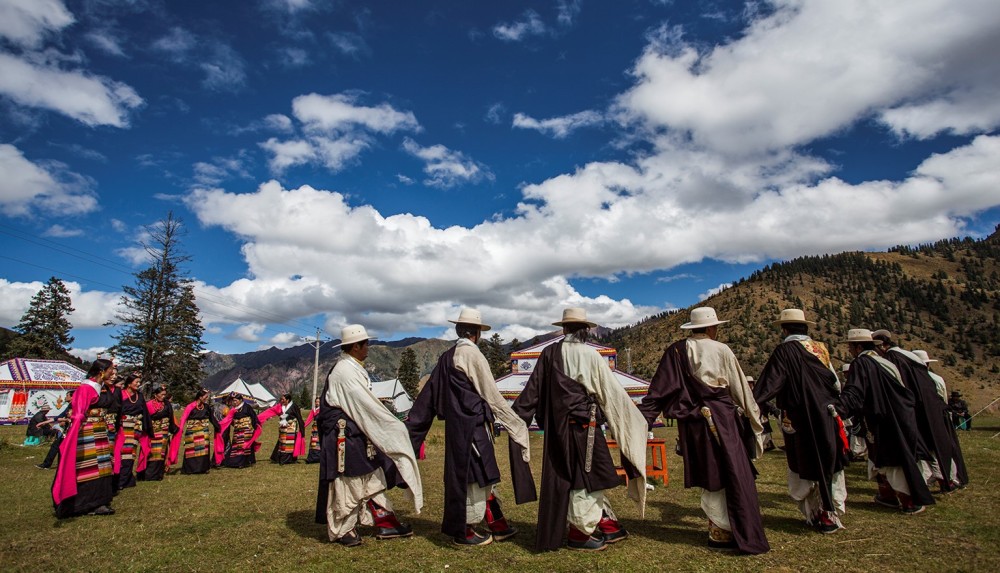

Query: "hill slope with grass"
(605, 228), (1000, 410)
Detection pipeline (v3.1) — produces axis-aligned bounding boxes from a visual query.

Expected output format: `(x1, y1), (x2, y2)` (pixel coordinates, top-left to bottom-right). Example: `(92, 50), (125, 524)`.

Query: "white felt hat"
(338, 324), (372, 346)
(912, 349), (937, 363)
(449, 308), (491, 331)
(773, 308), (816, 327)
(552, 307), (598, 328)
(845, 328), (874, 343)
(681, 307), (728, 330)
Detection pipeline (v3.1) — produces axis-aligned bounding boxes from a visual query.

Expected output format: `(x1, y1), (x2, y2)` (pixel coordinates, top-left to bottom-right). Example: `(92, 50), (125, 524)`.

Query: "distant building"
(0, 358), (86, 424)
(494, 336), (649, 405)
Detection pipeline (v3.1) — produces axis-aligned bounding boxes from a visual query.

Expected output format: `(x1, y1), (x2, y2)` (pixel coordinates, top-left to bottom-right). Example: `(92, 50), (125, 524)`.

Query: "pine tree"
(6, 277), (75, 360)
(109, 213), (205, 402)
(397, 347), (420, 398)
(479, 332), (510, 379)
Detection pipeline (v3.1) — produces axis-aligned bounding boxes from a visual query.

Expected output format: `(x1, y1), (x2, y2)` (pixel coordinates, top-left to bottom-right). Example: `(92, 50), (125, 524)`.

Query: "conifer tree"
(479, 332), (510, 379)
(6, 277), (75, 360)
(397, 347), (420, 398)
(109, 213), (204, 401)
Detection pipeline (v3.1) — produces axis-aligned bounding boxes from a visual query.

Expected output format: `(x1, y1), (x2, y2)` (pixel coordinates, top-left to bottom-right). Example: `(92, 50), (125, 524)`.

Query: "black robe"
(638, 339), (769, 555)
(754, 340), (848, 513)
(511, 342), (630, 552)
(271, 403), (306, 464)
(835, 353), (935, 506)
(314, 377), (406, 525)
(181, 406), (220, 475)
(886, 350), (968, 487)
(407, 345), (532, 538)
(139, 402), (178, 481)
(115, 390), (153, 489)
(223, 403), (260, 468)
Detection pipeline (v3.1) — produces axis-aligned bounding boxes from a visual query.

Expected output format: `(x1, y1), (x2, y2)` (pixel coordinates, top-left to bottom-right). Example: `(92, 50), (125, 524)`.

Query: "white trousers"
(466, 482), (492, 525)
(701, 489), (730, 531)
(867, 460), (932, 495)
(326, 468), (393, 540)
(567, 488), (616, 535)
(788, 469), (846, 527)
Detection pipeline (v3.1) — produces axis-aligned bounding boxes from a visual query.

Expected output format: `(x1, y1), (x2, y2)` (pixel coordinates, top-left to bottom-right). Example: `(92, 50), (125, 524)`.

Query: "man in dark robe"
(948, 391), (971, 430)
(836, 329), (935, 514)
(512, 308), (647, 552)
(407, 308), (533, 546)
(872, 330), (967, 492)
(638, 307), (769, 554)
(753, 309), (848, 534)
(314, 324), (422, 547)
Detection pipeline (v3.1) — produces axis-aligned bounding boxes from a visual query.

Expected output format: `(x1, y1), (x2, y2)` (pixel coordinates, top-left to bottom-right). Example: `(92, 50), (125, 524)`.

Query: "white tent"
(371, 378), (414, 416)
(215, 376), (277, 408)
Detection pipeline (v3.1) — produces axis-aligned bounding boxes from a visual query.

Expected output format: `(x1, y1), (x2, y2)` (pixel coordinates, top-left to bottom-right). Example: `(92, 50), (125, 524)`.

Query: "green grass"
(1, 420), (998, 572)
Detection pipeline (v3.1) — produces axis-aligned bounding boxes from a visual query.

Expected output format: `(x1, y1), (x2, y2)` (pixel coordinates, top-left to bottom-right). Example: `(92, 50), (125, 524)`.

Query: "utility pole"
(311, 327), (321, 403)
(626, 347), (632, 374)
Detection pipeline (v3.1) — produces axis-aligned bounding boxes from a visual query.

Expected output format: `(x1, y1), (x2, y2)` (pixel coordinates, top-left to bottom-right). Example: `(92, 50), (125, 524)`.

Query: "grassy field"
(1, 419), (998, 573)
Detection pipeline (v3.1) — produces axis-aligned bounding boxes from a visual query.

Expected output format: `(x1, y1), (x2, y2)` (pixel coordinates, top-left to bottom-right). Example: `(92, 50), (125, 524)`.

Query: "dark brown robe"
(638, 339), (770, 555)
(886, 349), (968, 487)
(407, 346), (533, 538)
(836, 353), (935, 507)
(754, 340), (848, 513)
(511, 342), (634, 551)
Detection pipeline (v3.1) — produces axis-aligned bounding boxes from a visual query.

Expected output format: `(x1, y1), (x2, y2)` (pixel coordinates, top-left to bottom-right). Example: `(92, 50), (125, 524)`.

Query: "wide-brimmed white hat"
(773, 308), (816, 327)
(845, 328), (874, 343)
(338, 324), (372, 347)
(553, 307), (598, 328)
(681, 307), (728, 330)
(449, 308), (491, 331)
(912, 349), (937, 363)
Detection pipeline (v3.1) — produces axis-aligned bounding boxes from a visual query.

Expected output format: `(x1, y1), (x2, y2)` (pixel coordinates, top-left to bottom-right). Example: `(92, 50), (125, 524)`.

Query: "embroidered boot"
(453, 526), (494, 546)
(367, 500), (414, 539)
(567, 525), (606, 551)
(897, 493), (925, 515)
(597, 512), (629, 543)
(873, 475), (900, 508)
(485, 493), (517, 541)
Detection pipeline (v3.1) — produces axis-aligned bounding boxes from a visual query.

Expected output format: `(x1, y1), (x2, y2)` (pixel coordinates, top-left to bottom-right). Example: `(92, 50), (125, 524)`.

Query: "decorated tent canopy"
(494, 336), (649, 405)
(0, 358), (86, 424)
(214, 376), (277, 408)
(371, 378), (414, 416)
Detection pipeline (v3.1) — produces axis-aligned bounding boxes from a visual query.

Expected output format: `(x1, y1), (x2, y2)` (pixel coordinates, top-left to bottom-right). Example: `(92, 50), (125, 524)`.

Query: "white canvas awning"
(216, 376), (277, 408)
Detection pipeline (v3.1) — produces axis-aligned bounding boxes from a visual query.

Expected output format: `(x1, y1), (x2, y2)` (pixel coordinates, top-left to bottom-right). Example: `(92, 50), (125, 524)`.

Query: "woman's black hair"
(86, 358), (114, 379)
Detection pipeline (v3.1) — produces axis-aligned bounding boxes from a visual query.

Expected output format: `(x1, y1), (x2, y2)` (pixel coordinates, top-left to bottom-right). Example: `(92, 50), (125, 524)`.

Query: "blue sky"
(2, 0), (999, 360)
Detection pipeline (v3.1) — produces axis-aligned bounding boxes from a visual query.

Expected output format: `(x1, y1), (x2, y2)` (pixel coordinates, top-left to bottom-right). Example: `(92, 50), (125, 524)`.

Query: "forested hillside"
(605, 228), (1000, 409)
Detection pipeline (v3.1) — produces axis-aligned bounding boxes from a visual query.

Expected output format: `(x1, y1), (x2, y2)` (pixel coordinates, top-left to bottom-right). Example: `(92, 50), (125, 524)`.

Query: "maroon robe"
(511, 342), (632, 551)
(638, 339), (769, 555)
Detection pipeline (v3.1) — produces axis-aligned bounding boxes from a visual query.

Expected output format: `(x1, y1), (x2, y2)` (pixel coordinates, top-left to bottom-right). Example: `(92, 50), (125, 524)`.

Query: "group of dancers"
(48, 358), (322, 518)
(46, 305), (972, 557)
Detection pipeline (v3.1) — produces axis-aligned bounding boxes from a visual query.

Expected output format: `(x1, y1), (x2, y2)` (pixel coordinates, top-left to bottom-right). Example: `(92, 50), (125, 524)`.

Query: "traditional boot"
(453, 526), (493, 546)
(707, 521), (736, 549)
(597, 511), (629, 544)
(897, 493), (925, 515)
(485, 493), (517, 541)
(567, 525), (606, 551)
(873, 475), (900, 508)
(367, 500), (414, 539)
(813, 511), (840, 534)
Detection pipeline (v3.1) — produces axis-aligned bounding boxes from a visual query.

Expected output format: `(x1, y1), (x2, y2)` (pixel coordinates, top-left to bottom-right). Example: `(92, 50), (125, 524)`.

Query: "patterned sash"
(77, 407), (113, 483)
(184, 419), (210, 458)
(231, 416), (254, 455)
(149, 417), (170, 461)
(309, 421), (320, 452)
(797, 339), (832, 368)
(119, 414), (141, 459)
(278, 420), (298, 454)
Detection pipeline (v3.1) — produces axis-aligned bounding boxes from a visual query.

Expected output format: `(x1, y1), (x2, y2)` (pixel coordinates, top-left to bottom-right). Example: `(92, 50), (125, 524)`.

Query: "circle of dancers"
(44, 307), (970, 555)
